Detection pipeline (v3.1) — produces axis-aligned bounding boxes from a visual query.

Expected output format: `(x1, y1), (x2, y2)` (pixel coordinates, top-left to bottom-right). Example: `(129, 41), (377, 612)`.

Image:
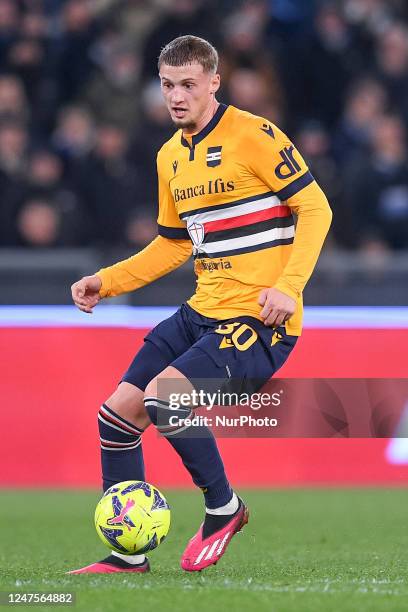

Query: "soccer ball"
(94, 480), (171, 555)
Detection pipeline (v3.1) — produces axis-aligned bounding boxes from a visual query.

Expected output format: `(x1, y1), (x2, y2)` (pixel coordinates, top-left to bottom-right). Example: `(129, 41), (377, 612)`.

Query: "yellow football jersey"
(155, 104), (332, 335)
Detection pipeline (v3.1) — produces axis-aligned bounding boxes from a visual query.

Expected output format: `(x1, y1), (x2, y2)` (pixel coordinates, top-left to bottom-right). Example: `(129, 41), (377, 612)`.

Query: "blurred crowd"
(0, 0), (408, 253)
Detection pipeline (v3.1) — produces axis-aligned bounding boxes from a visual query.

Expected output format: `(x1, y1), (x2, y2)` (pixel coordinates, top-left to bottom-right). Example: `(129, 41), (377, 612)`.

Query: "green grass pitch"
(1, 489), (407, 612)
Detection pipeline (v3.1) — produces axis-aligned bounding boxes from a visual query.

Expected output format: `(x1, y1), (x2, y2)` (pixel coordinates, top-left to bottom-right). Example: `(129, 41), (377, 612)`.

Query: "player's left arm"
(246, 121), (332, 327)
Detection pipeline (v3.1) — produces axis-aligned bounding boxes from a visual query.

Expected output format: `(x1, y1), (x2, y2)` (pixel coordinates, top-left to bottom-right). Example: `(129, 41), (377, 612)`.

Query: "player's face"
(159, 62), (220, 132)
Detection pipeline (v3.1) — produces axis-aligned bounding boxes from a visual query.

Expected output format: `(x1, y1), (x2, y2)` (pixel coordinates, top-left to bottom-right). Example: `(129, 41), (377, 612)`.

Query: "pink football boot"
(181, 500), (249, 572)
(68, 556), (150, 574)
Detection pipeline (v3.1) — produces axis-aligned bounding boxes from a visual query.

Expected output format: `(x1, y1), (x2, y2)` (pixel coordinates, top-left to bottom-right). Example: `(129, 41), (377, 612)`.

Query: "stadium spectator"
(141, 0), (220, 79)
(226, 67), (283, 125)
(221, 0), (270, 59)
(54, 0), (101, 104)
(92, 0), (161, 51)
(0, 0), (20, 71)
(220, 2), (285, 124)
(5, 37), (56, 135)
(23, 149), (81, 212)
(0, 75), (29, 124)
(343, 0), (407, 37)
(6, 38), (46, 99)
(332, 77), (388, 165)
(52, 105), (95, 167)
(344, 113), (408, 250)
(74, 123), (142, 246)
(125, 214), (157, 249)
(81, 44), (142, 131)
(126, 81), (175, 248)
(130, 80), (174, 207)
(20, 10), (49, 40)
(0, 1), (407, 252)
(2, 148), (89, 247)
(295, 2), (370, 127)
(0, 119), (28, 245)
(295, 120), (343, 247)
(15, 195), (86, 247)
(16, 198), (60, 247)
(0, 119), (28, 183)
(374, 22), (408, 124)
(265, 0), (316, 37)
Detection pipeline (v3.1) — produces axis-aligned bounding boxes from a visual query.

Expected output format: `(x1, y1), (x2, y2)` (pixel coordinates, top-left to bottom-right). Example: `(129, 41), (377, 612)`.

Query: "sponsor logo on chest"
(173, 178), (235, 203)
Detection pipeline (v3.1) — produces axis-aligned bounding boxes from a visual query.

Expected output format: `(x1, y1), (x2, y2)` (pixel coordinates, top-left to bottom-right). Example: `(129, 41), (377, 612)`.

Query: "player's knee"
(144, 376), (158, 400)
(103, 382), (150, 430)
(144, 376), (160, 424)
(144, 375), (192, 433)
(144, 372), (176, 422)
(144, 366), (192, 403)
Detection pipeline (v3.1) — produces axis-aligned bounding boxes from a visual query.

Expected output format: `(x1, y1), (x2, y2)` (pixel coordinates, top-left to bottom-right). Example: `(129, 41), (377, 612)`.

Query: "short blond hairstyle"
(158, 35), (218, 73)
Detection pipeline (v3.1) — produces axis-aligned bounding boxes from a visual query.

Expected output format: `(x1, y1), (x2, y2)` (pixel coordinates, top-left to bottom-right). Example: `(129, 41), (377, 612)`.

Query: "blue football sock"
(98, 404), (145, 492)
(144, 397), (232, 508)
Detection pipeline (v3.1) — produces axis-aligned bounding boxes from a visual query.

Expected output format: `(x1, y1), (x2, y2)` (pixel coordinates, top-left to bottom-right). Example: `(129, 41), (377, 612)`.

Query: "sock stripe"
(101, 439), (142, 451)
(145, 395), (193, 436)
(144, 397), (170, 408)
(99, 405), (143, 435)
(101, 404), (144, 434)
(98, 413), (137, 436)
(100, 437), (141, 448)
(158, 421), (192, 437)
(99, 406), (145, 491)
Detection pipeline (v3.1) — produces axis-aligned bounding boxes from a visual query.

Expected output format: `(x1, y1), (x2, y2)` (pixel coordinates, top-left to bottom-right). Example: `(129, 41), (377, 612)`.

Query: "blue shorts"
(122, 303), (297, 395)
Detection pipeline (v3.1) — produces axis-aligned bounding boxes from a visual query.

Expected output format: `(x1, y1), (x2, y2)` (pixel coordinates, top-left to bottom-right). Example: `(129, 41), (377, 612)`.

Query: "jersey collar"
(181, 103), (228, 149)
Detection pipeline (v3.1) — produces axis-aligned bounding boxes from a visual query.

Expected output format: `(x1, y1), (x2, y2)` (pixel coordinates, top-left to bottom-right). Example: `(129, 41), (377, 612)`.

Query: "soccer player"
(69, 35), (332, 573)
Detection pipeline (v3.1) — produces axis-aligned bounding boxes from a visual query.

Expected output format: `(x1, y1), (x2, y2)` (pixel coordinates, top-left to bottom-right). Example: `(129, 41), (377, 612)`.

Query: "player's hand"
(258, 287), (296, 328)
(71, 275), (102, 313)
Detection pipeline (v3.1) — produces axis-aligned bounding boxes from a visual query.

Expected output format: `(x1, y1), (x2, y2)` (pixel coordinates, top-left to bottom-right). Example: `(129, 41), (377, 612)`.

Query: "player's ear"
(210, 73), (220, 94)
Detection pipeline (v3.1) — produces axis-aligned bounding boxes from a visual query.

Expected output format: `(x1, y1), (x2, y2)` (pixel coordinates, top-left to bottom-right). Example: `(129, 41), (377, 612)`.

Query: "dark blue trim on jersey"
(204, 214), (294, 243)
(180, 104), (228, 150)
(275, 170), (314, 201)
(180, 138), (195, 160)
(195, 237), (294, 259)
(158, 224), (189, 239)
(179, 190), (275, 219)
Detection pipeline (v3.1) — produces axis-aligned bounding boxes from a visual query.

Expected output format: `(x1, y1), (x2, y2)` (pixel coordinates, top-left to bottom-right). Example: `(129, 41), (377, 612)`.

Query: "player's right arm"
(71, 274), (102, 313)
(71, 151), (192, 313)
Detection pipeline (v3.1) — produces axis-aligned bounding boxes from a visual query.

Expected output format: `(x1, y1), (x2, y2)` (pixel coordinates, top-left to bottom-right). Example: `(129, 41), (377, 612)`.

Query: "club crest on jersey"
(187, 222), (205, 247)
(172, 160), (178, 175)
(206, 146), (222, 167)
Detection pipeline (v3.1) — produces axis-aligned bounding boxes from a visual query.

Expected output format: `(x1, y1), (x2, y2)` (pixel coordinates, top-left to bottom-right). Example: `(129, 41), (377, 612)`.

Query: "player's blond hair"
(158, 35), (218, 73)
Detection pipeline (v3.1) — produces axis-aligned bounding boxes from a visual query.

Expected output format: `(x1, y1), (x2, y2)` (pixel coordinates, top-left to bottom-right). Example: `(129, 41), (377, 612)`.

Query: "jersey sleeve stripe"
(158, 224), (189, 239)
(274, 170), (315, 201)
